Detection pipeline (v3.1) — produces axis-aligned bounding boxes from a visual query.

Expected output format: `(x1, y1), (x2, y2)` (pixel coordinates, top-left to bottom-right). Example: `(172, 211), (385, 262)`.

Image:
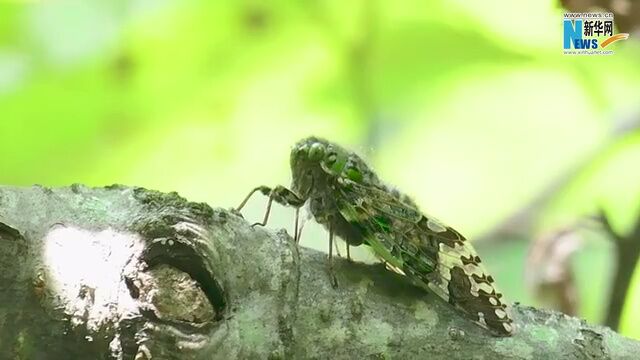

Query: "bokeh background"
(1, 0), (640, 339)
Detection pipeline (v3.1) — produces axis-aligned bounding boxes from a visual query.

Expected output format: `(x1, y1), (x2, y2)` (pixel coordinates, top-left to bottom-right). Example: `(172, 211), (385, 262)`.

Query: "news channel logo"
(563, 12), (629, 55)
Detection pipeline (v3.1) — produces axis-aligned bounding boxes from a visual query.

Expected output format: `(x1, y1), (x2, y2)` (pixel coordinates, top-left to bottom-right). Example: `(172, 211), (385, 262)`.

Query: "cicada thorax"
(306, 175), (367, 247)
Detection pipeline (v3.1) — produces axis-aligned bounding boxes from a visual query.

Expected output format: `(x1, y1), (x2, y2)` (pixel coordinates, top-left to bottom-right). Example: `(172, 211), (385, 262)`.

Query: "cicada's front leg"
(236, 185), (306, 242)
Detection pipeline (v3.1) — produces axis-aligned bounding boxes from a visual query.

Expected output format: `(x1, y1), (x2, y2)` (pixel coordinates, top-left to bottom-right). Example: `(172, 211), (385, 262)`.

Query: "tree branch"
(600, 209), (640, 330)
(0, 185), (638, 359)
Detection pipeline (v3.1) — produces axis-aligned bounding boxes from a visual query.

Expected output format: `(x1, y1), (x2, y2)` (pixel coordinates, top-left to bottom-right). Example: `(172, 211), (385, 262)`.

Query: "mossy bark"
(0, 185), (638, 359)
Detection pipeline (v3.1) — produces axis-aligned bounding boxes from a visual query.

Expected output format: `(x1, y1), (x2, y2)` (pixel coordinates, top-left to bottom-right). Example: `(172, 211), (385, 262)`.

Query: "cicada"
(237, 136), (514, 336)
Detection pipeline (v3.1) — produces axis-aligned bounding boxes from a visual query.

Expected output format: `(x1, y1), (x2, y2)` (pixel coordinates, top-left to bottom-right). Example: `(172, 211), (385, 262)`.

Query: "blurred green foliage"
(1, 0), (640, 338)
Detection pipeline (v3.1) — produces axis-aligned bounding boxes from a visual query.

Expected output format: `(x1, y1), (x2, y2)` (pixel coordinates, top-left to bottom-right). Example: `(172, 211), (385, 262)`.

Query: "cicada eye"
(296, 143), (309, 156)
(308, 142), (325, 161)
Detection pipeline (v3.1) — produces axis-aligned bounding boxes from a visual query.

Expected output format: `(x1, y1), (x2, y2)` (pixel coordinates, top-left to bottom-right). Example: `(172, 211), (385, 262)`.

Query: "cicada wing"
(335, 178), (514, 336)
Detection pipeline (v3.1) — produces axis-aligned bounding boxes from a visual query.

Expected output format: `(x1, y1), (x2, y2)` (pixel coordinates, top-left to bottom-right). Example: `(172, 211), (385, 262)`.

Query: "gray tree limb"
(0, 185), (638, 359)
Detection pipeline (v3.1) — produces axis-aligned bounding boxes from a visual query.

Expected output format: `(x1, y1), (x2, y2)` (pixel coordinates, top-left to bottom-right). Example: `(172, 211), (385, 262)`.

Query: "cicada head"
(289, 136), (376, 197)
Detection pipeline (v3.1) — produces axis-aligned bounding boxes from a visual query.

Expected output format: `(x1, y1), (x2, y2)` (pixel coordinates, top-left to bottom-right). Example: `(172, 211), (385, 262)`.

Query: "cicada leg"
(327, 222), (339, 288)
(296, 213), (306, 244)
(236, 185), (306, 240)
(333, 237), (342, 258)
(236, 185), (272, 212)
(293, 207), (300, 244)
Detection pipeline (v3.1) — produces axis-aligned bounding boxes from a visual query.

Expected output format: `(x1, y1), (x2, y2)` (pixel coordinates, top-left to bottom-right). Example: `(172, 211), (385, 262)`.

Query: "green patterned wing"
(334, 177), (514, 336)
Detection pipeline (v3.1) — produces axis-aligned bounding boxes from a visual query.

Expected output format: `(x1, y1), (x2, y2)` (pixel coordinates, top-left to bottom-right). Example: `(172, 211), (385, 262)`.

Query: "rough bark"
(0, 185), (638, 359)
